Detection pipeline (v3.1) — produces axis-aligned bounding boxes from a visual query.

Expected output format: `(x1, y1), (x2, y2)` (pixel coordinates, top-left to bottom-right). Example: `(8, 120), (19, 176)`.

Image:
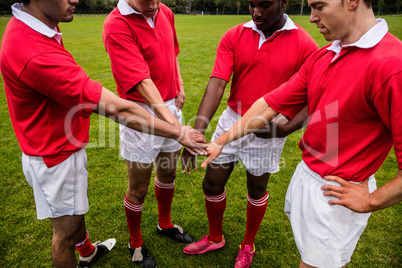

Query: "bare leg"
(50, 214), (86, 268)
(203, 162), (236, 195)
(246, 171), (270, 199)
(126, 160), (153, 204)
(154, 150), (180, 184)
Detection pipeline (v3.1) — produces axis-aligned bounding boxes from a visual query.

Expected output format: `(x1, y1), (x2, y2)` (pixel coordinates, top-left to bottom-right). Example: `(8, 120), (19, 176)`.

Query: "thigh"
(160, 100), (183, 154)
(22, 150), (89, 220)
(120, 124), (163, 164)
(286, 162), (374, 267)
(126, 160), (154, 196)
(154, 150), (180, 183)
(203, 162), (237, 195)
(239, 135), (286, 177)
(246, 171), (270, 199)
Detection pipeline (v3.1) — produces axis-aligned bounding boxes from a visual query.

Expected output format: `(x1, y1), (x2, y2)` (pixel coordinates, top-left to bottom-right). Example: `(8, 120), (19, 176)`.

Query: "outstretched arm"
(201, 97), (278, 167)
(322, 170), (402, 213)
(95, 87), (207, 151)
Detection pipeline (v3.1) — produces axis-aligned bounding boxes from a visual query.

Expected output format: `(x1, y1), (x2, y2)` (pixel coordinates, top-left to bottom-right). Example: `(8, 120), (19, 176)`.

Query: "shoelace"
(190, 239), (210, 250)
(237, 249), (252, 266)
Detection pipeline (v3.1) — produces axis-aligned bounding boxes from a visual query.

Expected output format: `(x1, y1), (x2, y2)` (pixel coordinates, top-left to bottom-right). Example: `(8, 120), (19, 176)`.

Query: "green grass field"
(0, 14), (401, 267)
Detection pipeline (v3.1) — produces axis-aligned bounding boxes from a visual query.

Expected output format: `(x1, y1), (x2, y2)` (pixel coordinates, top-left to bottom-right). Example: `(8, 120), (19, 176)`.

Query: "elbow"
(101, 99), (131, 123)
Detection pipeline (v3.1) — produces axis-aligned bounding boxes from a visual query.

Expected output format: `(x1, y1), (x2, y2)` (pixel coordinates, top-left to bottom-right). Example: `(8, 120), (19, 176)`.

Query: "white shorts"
(22, 149), (89, 220)
(120, 98), (183, 164)
(211, 107), (286, 176)
(284, 161), (377, 267)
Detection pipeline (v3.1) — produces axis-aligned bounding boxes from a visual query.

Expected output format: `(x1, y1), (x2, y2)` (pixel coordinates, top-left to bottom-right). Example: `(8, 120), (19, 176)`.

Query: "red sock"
(75, 230), (95, 257)
(241, 192), (269, 249)
(124, 195), (143, 248)
(155, 178), (175, 229)
(205, 189), (226, 243)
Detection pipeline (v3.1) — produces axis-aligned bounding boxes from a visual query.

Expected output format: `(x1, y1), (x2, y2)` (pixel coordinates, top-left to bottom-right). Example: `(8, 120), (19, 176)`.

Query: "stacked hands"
(178, 123), (375, 214)
(177, 126), (224, 173)
(179, 121), (287, 174)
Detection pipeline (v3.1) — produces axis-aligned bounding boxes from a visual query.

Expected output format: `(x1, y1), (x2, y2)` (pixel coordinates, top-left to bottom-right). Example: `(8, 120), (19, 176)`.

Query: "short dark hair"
(341, 0), (372, 8)
(362, 0), (372, 8)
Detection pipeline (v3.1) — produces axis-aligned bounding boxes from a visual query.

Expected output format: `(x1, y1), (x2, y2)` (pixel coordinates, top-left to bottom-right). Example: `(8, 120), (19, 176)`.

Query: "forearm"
(369, 170), (402, 212)
(136, 79), (180, 126)
(193, 77), (227, 133)
(281, 106), (308, 135)
(215, 97), (278, 147)
(95, 87), (181, 139)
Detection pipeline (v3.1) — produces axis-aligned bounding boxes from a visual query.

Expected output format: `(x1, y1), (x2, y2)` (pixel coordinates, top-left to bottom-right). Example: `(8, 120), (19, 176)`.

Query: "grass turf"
(0, 14), (401, 267)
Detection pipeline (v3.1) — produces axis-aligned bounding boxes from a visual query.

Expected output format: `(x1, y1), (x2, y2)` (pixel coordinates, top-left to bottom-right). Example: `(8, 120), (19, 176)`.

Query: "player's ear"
(348, 0), (360, 10)
(281, 0), (288, 9)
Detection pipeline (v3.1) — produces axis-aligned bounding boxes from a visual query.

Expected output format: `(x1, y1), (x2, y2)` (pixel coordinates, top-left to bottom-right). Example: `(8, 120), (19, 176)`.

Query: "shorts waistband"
(300, 161), (373, 185)
(22, 153), (44, 162)
(301, 161), (342, 187)
(22, 149), (85, 163)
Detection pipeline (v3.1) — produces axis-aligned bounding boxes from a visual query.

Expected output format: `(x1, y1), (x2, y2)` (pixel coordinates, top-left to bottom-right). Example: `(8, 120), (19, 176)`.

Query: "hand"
(201, 141), (223, 168)
(321, 175), (372, 213)
(180, 148), (197, 174)
(178, 126), (208, 155)
(175, 85), (185, 110)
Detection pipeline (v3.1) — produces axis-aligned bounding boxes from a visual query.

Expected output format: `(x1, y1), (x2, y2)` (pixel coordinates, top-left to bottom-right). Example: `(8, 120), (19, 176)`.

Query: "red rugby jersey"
(265, 29), (402, 181)
(103, 3), (180, 102)
(0, 17), (102, 167)
(211, 18), (318, 116)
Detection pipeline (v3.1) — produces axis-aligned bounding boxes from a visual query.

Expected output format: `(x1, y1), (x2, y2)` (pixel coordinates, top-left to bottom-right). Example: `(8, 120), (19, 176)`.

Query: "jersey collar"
(243, 14), (297, 48)
(11, 3), (62, 44)
(243, 14), (297, 37)
(327, 19), (388, 61)
(117, 0), (158, 28)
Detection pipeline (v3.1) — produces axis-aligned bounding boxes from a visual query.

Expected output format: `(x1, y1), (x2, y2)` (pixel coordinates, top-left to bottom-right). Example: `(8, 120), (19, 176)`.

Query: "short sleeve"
(169, 10), (180, 57)
(104, 30), (151, 94)
(372, 71), (402, 168)
(19, 52), (102, 118)
(210, 29), (234, 82)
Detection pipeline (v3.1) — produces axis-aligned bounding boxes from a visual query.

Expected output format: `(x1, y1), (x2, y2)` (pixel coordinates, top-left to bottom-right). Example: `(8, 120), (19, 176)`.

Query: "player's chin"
(62, 15), (74, 23)
(322, 32), (337, 42)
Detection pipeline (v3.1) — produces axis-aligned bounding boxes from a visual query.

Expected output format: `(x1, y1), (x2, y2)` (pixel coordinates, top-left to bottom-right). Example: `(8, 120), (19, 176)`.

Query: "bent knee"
(156, 168), (176, 183)
(202, 178), (225, 196)
(247, 186), (268, 199)
(127, 185), (149, 201)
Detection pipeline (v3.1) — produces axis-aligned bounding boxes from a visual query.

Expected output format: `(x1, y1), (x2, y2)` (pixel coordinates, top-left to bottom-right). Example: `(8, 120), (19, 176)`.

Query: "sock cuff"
(247, 191), (269, 206)
(124, 195), (144, 212)
(75, 230), (89, 247)
(155, 178), (175, 190)
(205, 188), (226, 202)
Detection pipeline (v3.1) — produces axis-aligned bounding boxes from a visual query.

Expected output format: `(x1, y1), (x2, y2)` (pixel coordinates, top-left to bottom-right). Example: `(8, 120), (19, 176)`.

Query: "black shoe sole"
(156, 226), (194, 243)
